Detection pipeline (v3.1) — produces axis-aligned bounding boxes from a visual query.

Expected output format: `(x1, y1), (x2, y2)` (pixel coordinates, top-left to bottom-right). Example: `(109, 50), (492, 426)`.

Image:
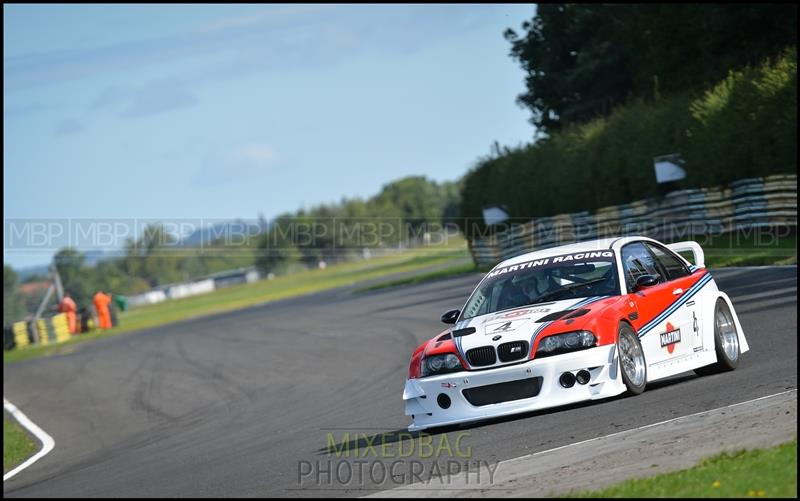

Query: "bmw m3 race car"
(403, 236), (749, 431)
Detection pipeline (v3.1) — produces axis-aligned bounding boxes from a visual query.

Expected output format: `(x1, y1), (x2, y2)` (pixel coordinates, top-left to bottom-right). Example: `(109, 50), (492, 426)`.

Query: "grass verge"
(4, 241), (470, 363)
(357, 261), (480, 292)
(3, 417), (37, 474)
(568, 439), (797, 498)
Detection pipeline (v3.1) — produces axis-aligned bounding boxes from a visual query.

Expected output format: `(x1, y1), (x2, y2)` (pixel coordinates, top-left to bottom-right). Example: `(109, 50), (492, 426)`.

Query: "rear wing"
(666, 241), (705, 269)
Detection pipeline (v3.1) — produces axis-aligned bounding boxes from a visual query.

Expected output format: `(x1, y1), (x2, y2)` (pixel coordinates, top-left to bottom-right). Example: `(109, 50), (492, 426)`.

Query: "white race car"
(403, 236), (748, 431)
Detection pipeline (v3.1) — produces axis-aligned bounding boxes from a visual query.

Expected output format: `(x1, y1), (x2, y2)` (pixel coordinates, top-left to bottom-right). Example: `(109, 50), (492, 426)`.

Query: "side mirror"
(633, 274), (660, 291)
(441, 309), (460, 324)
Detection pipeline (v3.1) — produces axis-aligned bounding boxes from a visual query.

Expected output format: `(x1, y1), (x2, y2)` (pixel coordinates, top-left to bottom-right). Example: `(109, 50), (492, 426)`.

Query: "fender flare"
(716, 292), (750, 354)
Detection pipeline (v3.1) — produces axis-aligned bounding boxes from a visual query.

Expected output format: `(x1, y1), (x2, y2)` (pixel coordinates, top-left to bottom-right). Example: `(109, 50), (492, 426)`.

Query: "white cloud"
(232, 144), (276, 167)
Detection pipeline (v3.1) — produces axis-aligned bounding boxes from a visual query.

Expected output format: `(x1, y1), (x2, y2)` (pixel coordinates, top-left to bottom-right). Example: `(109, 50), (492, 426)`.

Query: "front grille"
(466, 346), (496, 367)
(497, 341), (529, 362)
(462, 377), (543, 406)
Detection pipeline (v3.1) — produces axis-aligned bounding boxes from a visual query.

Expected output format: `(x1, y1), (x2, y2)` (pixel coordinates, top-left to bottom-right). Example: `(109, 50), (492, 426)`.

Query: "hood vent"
(452, 327), (476, 338)
(537, 308), (591, 323)
(565, 308), (590, 319)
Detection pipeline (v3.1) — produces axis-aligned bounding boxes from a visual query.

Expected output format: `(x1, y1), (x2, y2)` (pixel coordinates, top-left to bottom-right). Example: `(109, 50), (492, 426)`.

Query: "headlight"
(536, 331), (596, 357)
(421, 353), (464, 377)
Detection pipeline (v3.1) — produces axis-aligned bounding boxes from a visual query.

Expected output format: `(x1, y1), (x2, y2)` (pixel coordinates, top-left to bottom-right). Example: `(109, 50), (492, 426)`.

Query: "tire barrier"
(469, 174), (797, 267)
(4, 313), (73, 351)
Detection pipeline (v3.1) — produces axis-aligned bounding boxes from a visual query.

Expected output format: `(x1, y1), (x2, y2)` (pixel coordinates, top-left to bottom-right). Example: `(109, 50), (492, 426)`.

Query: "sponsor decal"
(483, 307), (549, 325)
(485, 251), (614, 279)
(527, 307), (551, 314)
(660, 322), (681, 354)
(493, 322), (513, 332)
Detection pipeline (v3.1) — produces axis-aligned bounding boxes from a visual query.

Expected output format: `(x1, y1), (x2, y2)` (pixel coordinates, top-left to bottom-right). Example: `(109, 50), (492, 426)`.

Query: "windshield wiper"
(533, 278), (608, 304)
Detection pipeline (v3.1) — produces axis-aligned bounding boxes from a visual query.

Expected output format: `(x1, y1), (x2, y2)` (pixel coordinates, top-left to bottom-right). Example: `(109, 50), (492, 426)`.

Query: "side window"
(647, 244), (690, 281)
(620, 242), (662, 290)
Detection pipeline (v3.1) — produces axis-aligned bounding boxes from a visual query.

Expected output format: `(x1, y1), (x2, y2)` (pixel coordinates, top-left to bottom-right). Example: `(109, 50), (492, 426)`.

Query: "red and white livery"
(403, 236), (748, 431)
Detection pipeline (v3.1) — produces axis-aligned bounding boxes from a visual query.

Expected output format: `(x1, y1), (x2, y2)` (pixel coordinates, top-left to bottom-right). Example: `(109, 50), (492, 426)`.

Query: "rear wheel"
(695, 298), (740, 376)
(618, 322), (647, 394)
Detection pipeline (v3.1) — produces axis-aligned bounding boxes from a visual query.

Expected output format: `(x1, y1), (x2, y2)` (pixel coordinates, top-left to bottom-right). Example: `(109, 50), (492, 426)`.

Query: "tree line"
(505, 4), (797, 133)
(4, 176), (460, 320)
(458, 4), (797, 238)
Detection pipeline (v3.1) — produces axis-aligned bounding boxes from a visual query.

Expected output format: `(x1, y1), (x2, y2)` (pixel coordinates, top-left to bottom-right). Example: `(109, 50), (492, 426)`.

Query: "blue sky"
(4, 4), (537, 268)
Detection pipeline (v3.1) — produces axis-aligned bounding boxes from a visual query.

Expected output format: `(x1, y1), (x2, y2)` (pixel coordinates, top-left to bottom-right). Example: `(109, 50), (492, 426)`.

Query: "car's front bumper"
(404, 344), (626, 431)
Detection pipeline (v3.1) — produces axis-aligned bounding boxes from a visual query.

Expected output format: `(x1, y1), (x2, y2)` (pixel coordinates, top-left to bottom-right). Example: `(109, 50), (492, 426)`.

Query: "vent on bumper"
(497, 341), (529, 362)
(462, 377), (543, 406)
(466, 346), (496, 367)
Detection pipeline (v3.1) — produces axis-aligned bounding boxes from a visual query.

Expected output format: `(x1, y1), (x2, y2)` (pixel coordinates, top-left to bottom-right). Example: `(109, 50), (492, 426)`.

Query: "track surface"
(3, 267), (797, 497)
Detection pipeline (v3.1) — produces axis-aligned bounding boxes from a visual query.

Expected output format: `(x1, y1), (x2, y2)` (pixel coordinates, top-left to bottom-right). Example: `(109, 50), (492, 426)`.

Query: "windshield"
(461, 251), (620, 320)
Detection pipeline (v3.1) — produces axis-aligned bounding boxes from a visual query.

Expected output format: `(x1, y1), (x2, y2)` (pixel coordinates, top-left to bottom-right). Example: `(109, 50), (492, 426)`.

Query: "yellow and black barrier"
(4, 313), (73, 351)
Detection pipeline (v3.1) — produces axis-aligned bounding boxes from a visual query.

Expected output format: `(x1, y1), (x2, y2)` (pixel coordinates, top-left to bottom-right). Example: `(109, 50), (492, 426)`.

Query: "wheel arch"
(615, 317), (638, 343)
(715, 292), (750, 354)
(615, 317), (648, 392)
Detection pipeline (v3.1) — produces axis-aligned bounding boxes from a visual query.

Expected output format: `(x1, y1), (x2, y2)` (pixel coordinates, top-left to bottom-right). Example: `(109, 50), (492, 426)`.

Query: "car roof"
(493, 236), (653, 269)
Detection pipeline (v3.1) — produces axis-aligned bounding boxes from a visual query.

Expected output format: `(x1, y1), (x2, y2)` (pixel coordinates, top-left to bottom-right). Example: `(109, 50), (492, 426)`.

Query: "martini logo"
(660, 322), (681, 354)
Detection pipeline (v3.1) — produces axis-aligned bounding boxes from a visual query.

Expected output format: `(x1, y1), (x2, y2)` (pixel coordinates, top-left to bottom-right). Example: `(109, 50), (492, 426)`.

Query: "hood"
(448, 295), (613, 368)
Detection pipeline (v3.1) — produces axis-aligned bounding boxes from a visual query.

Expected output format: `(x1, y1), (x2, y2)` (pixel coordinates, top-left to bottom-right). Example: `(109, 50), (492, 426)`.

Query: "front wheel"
(695, 298), (740, 376)
(618, 322), (647, 394)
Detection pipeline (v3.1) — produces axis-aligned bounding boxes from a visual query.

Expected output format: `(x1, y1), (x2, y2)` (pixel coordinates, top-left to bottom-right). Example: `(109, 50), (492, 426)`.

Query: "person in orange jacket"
(58, 293), (78, 334)
(93, 291), (113, 330)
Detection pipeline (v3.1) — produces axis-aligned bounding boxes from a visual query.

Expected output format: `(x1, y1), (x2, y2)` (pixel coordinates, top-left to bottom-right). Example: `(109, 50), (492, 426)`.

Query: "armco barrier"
(469, 174), (797, 267)
(165, 278), (215, 300)
(127, 290), (168, 308)
(4, 313), (73, 351)
(126, 268), (258, 309)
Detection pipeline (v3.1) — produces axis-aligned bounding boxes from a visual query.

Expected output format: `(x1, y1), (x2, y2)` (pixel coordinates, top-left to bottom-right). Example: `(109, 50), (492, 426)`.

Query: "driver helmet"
(511, 271), (549, 299)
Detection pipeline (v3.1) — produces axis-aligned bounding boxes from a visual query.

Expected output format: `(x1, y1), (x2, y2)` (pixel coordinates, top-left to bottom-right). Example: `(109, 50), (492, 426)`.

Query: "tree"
(128, 225), (183, 287)
(255, 216), (302, 274)
(4, 264), (25, 325)
(506, 4), (797, 133)
(54, 248), (93, 306)
(372, 176), (461, 237)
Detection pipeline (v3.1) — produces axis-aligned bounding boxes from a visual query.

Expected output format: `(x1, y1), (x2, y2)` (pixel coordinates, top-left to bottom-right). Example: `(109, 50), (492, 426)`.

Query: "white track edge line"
(367, 389), (798, 496)
(3, 398), (55, 482)
(498, 388), (798, 467)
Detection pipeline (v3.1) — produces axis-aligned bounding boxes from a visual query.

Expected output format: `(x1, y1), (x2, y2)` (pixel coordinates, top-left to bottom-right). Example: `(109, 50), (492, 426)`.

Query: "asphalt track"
(3, 266), (797, 497)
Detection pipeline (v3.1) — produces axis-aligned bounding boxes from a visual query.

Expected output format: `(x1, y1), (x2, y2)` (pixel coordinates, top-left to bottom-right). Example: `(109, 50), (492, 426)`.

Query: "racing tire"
(617, 322), (647, 395)
(695, 298), (740, 376)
